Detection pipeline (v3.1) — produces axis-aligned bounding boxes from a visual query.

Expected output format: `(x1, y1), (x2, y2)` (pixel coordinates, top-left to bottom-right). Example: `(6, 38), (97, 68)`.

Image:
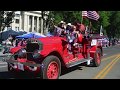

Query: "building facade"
(9, 11), (49, 34)
(11, 11), (20, 31)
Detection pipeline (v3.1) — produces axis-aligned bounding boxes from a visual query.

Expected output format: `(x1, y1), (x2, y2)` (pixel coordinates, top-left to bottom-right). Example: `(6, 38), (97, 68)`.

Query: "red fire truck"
(4, 11), (102, 79)
(4, 32), (103, 79)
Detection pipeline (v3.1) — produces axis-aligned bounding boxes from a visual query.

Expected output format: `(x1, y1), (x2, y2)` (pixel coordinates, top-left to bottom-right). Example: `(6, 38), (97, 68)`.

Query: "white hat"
(67, 23), (72, 26)
(60, 21), (65, 23)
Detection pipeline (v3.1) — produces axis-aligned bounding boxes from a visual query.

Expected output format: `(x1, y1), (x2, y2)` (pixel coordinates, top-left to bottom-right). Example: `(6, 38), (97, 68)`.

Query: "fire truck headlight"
(18, 49), (26, 58)
(32, 50), (41, 59)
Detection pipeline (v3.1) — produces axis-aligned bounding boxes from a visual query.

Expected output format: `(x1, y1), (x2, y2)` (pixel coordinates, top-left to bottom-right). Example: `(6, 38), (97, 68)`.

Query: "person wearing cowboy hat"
(53, 22), (65, 36)
(58, 21), (66, 29)
(66, 23), (72, 34)
(67, 23), (72, 26)
(55, 21), (66, 37)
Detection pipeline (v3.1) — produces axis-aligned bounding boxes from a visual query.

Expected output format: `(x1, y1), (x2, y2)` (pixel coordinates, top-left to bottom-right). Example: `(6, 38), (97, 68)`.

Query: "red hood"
(37, 36), (65, 45)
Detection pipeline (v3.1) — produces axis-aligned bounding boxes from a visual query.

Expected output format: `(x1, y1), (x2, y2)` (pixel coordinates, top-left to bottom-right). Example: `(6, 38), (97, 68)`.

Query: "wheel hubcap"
(47, 61), (59, 79)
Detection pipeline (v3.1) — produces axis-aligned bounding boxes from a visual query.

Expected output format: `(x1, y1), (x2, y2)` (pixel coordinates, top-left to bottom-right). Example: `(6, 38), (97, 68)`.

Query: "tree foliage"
(48, 11), (120, 39)
(108, 11), (120, 39)
(0, 11), (15, 32)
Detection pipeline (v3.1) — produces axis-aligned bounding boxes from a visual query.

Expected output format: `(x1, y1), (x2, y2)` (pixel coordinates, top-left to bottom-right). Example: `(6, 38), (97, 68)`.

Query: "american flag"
(82, 11), (100, 21)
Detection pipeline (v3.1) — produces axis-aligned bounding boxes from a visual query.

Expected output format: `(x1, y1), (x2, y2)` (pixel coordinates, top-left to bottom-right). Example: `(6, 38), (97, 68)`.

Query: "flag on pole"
(82, 11), (88, 17)
(82, 11), (100, 21)
(100, 25), (103, 36)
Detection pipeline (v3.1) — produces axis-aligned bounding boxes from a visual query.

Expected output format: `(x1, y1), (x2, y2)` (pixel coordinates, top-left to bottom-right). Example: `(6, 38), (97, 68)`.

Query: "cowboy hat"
(60, 21), (65, 24)
(67, 23), (72, 26)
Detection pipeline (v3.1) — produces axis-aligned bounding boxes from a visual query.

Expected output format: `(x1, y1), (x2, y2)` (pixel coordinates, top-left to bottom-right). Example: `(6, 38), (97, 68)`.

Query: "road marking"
(94, 55), (119, 79)
(102, 53), (119, 62)
(99, 56), (120, 79)
(93, 55), (120, 79)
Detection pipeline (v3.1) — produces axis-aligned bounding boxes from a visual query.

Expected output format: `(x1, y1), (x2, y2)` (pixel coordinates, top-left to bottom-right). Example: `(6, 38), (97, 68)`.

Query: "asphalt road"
(0, 45), (120, 79)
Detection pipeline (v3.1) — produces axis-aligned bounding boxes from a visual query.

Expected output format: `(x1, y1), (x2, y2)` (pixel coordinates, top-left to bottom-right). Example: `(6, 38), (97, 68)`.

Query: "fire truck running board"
(66, 57), (93, 68)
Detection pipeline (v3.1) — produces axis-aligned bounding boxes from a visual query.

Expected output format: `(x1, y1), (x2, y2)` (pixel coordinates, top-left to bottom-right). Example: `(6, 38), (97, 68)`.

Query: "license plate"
(91, 39), (97, 46)
(18, 63), (24, 71)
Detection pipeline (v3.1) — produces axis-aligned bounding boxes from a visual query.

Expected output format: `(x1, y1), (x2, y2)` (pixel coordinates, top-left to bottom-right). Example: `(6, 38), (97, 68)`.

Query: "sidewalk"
(0, 51), (11, 62)
(0, 51), (11, 57)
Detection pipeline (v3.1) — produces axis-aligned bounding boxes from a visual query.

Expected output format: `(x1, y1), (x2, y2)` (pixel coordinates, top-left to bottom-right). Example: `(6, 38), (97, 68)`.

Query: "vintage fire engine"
(4, 29), (103, 79)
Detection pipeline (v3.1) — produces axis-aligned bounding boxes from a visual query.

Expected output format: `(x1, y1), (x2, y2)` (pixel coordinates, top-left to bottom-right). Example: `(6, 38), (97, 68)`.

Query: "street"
(0, 45), (120, 79)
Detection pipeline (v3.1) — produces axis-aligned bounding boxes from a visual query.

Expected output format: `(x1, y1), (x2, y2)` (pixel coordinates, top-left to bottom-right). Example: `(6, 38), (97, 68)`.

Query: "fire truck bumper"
(3, 58), (43, 72)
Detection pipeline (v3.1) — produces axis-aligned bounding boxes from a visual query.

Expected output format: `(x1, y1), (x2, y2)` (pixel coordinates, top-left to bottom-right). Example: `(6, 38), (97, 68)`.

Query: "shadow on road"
(0, 63), (88, 79)
(0, 71), (15, 79)
(0, 71), (41, 79)
(61, 63), (86, 76)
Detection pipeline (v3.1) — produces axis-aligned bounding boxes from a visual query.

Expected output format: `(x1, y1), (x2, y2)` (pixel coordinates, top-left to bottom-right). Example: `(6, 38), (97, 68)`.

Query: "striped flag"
(82, 11), (100, 21)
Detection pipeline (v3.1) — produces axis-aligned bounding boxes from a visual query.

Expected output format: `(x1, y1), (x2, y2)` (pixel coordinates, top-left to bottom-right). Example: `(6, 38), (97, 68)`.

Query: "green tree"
(48, 11), (120, 40)
(51, 11), (83, 24)
(0, 11), (15, 41)
(0, 11), (4, 32)
(49, 11), (91, 26)
(89, 11), (111, 34)
(0, 11), (15, 32)
(99, 11), (110, 28)
(107, 11), (120, 40)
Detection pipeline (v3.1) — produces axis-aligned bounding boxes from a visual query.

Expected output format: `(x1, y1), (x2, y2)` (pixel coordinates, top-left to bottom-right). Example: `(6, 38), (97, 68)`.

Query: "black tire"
(89, 49), (101, 67)
(100, 48), (103, 57)
(41, 55), (61, 79)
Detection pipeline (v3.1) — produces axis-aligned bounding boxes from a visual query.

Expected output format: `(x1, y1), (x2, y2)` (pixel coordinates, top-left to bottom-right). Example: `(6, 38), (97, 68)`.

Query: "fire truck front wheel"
(41, 55), (61, 79)
(88, 49), (101, 67)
